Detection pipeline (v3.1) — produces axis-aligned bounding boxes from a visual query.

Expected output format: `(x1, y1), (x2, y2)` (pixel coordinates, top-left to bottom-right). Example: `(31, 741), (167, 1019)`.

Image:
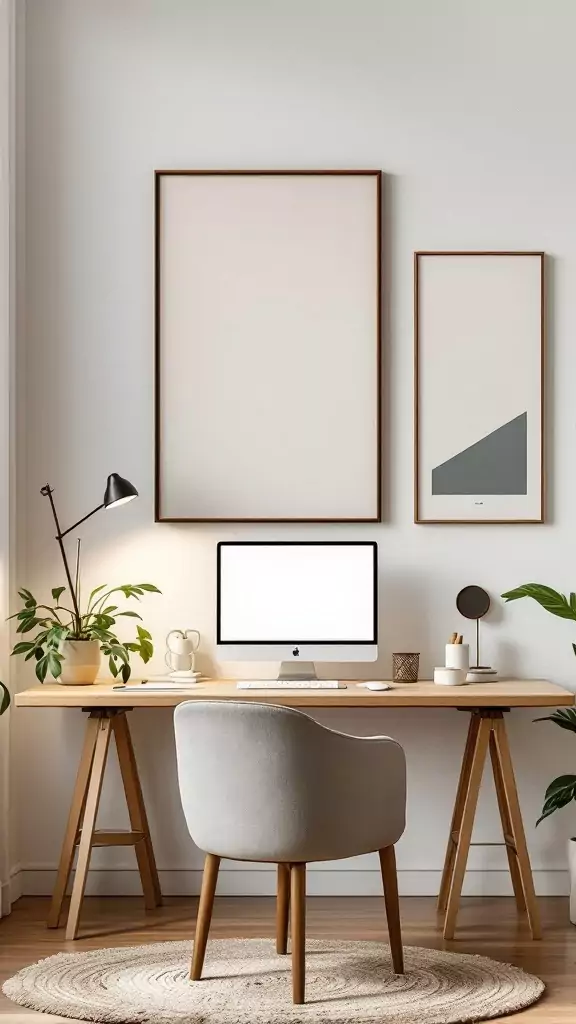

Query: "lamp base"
(168, 670), (201, 681)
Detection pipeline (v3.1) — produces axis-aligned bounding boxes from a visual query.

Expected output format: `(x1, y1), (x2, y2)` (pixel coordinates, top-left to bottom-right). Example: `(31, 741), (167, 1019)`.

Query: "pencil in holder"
(392, 652), (420, 683)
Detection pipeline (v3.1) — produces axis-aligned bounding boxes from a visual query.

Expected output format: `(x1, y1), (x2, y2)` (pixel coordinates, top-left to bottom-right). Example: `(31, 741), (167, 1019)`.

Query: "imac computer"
(216, 541), (377, 687)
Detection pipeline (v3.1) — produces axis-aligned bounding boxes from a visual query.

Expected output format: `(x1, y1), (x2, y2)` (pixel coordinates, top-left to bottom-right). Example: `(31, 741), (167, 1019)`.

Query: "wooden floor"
(0, 896), (575, 1022)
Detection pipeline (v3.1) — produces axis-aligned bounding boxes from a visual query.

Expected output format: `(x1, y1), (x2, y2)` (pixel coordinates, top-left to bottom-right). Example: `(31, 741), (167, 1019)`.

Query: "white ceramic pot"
(445, 643), (470, 672)
(569, 838), (576, 925)
(58, 639), (101, 685)
(434, 666), (466, 686)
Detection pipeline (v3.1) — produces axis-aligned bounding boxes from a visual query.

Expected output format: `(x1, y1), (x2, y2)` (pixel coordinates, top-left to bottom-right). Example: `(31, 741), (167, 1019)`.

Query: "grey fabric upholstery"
(174, 701), (406, 863)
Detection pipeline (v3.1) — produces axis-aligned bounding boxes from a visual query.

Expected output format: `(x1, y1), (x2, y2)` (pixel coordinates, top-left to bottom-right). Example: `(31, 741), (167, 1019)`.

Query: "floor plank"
(0, 896), (574, 1021)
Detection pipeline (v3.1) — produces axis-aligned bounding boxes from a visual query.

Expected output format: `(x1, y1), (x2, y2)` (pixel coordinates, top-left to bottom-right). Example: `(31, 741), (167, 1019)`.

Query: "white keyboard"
(236, 680), (344, 690)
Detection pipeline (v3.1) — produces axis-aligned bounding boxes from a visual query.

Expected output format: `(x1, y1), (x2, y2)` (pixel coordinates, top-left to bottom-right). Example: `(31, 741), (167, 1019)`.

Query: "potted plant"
(502, 583), (576, 923)
(9, 582), (160, 685)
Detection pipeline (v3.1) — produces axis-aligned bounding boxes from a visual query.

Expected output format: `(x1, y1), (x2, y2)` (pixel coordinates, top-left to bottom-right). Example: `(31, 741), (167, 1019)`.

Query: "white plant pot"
(569, 838), (576, 926)
(58, 639), (101, 685)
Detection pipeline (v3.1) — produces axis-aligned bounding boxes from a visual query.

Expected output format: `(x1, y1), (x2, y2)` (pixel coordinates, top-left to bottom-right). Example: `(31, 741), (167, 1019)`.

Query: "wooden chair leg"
(290, 863), (306, 1004)
(276, 863), (290, 954)
(443, 715), (491, 940)
(47, 713), (100, 929)
(438, 713), (480, 912)
(191, 854), (220, 980)
(65, 716), (112, 940)
(489, 728), (526, 912)
(113, 712), (162, 910)
(492, 715), (542, 940)
(379, 846), (404, 974)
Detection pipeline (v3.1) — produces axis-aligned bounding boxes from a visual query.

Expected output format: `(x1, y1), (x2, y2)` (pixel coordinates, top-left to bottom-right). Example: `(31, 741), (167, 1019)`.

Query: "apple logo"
(292, 647), (300, 657)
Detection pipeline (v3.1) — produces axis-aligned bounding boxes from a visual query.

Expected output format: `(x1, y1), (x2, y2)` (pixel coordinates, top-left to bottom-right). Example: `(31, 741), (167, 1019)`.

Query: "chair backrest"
(174, 700), (406, 863)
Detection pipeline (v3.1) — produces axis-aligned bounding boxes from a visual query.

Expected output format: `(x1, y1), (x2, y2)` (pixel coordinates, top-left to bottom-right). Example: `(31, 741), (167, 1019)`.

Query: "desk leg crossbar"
(47, 709), (162, 940)
(438, 709), (541, 941)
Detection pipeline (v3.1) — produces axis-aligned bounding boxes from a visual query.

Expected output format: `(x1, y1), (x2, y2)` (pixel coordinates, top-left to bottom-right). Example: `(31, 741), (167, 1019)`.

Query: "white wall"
(12, 0), (576, 898)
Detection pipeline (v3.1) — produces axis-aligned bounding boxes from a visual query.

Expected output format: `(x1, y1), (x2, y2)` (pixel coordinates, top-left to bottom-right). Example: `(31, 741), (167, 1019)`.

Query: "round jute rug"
(2, 938), (544, 1024)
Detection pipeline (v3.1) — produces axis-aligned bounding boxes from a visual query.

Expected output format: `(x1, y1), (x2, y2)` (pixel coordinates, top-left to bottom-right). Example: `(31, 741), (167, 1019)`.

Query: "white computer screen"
(217, 543), (377, 643)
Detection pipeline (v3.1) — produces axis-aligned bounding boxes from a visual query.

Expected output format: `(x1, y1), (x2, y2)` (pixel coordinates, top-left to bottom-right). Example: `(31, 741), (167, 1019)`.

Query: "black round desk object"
(456, 585), (490, 668)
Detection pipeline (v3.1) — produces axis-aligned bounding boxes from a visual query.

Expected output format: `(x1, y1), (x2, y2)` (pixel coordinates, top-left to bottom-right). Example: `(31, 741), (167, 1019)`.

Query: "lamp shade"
(104, 473), (138, 509)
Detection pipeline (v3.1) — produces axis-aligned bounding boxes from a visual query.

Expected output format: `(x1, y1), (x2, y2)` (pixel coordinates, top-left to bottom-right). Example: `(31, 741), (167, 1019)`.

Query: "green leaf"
(108, 645), (128, 664)
(88, 584), (107, 603)
(116, 611), (142, 620)
(137, 626), (152, 640)
(92, 614), (115, 630)
(89, 628), (115, 643)
(108, 655), (119, 677)
(501, 584), (576, 620)
(17, 617), (40, 634)
(0, 682), (10, 716)
(51, 586), (66, 602)
(47, 650), (62, 679)
(137, 583), (161, 593)
(536, 804), (561, 826)
(35, 655), (48, 683)
(11, 641), (35, 656)
(536, 777), (576, 826)
(46, 625), (68, 647)
(544, 774), (576, 799)
(25, 647), (39, 661)
(121, 662), (131, 683)
(534, 708), (576, 733)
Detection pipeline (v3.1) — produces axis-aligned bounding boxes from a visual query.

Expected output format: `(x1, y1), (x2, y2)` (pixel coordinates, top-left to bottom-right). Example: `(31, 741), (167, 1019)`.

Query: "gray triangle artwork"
(432, 412), (527, 495)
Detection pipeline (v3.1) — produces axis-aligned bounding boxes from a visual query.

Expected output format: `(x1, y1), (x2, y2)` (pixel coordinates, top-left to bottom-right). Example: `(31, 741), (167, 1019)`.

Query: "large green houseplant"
(9, 581), (160, 684)
(502, 583), (576, 923)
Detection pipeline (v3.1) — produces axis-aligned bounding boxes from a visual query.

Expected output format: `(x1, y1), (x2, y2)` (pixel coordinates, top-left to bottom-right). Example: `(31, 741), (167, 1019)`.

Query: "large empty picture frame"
(415, 251), (545, 524)
(155, 170), (382, 522)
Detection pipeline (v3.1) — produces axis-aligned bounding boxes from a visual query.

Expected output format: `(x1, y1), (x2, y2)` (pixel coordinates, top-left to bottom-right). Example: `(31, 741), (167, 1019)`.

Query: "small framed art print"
(414, 251), (545, 524)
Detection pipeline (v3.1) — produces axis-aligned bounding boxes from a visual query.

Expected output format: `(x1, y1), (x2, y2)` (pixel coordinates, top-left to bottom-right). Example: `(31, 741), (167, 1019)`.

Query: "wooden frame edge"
(154, 169), (383, 524)
(414, 250), (546, 525)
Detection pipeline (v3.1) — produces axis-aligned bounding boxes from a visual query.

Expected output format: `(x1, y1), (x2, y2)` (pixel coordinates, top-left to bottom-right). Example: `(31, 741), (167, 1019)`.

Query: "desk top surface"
(14, 678), (574, 709)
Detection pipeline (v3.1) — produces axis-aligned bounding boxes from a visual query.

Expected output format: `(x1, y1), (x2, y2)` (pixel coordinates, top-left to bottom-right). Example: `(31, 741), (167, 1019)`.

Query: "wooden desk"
(16, 678), (573, 942)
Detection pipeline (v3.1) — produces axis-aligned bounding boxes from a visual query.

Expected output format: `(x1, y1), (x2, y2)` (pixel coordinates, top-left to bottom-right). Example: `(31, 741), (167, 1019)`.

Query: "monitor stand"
(278, 661), (317, 681)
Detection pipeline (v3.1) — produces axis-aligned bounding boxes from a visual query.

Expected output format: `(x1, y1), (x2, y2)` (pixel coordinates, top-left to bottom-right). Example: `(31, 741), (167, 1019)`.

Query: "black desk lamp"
(40, 473), (138, 629)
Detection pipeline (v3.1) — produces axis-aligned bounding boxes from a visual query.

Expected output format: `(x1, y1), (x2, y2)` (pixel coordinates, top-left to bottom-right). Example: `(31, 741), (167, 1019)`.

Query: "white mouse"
(360, 682), (391, 691)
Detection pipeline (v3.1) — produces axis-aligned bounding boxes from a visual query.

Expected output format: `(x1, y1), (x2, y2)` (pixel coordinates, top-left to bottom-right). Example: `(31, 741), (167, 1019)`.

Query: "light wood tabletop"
(14, 677), (574, 709)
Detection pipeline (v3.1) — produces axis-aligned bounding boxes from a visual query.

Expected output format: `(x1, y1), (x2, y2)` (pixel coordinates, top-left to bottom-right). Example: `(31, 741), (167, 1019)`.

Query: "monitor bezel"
(216, 540), (378, 645)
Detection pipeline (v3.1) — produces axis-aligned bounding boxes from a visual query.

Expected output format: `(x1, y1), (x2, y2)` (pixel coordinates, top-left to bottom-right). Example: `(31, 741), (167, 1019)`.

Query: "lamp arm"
(58, 503), (105, 539)
(40, 485), (83, 632)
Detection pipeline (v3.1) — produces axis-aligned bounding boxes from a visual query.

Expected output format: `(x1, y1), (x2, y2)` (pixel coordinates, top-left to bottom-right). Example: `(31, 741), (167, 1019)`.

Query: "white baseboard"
(0, 863), (23, 914)
(10, 864), (22, 903)
(16, 867), (570, 899)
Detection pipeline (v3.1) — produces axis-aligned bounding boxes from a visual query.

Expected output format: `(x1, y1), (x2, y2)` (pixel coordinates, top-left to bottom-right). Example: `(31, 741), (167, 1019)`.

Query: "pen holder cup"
(445, 643), (470, 672)
(392, 652), (420, 684)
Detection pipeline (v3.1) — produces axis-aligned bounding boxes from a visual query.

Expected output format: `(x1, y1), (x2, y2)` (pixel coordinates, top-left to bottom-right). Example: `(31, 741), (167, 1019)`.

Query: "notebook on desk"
(113, 679), (207, 692)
